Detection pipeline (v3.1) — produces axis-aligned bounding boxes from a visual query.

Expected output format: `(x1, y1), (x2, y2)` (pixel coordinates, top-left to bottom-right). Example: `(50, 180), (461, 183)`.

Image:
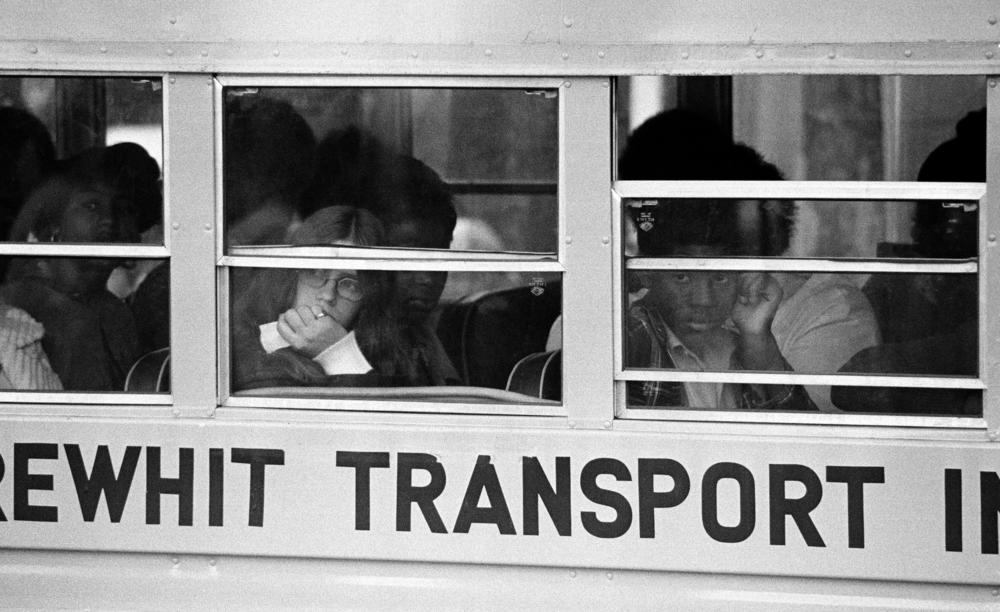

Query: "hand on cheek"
(731, 272), (783, 337)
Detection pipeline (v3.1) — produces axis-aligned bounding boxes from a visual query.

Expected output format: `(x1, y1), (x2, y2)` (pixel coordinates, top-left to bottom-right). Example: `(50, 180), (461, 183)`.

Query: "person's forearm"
(738, 331), (801, 404)
(737, 331), (788, 372)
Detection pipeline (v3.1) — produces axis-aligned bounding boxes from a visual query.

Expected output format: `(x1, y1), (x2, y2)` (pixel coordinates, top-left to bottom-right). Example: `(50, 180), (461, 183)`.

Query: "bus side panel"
(0, 417), (996, 585)
(0, 549), (996, 611)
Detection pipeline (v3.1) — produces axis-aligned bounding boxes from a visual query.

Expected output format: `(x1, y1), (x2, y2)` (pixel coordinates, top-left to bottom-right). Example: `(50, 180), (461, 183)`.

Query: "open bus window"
(228, 266), (561, 403)
(617, 75), (985, 257)
(614, 75), (986, 418)
(625, 198), (979, 260)
(221, 86), (558, 255)
(617, 74), (986, 180)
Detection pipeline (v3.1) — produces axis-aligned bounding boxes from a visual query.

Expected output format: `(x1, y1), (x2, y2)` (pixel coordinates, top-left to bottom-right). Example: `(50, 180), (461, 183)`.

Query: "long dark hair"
(352, 274), (448, 386)
(232, 205), (405, 387)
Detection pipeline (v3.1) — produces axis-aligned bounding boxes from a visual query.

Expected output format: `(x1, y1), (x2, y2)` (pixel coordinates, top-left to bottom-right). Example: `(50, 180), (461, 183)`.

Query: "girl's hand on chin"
(276, 306), (348, 358)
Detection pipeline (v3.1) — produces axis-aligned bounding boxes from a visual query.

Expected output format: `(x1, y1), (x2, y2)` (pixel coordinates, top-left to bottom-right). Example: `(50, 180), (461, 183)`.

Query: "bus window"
(1, 76), (163, 243)
(228, 267), (561, 398)
(218, 81), (562, 408)
(0, 75), (168, 396)
(622, 266), (979, 415)
(613, 75), (986, 418)
(626, 197), (979, 260)
(221, 86), (557, 254)
(617, 75), (986, 255)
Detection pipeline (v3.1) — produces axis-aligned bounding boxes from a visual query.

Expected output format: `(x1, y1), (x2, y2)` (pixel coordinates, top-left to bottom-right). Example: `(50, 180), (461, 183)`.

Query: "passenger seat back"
(437, 281), (562, 389)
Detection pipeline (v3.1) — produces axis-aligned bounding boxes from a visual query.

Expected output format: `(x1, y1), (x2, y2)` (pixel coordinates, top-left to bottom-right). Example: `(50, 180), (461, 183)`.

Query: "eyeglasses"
(298, 270), (363, 301)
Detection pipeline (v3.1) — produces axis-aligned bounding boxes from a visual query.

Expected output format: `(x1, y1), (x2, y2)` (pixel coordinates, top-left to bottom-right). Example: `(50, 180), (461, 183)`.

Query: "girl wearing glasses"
(232, 205), (390, 390)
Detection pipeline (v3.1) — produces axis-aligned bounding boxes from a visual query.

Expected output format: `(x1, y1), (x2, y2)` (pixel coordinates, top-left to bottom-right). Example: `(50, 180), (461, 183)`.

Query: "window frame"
(211, 74), (586, 417)
(611, 172), (995, 432)
(4, 69), (992, 439)
(0, 71), (171, 410)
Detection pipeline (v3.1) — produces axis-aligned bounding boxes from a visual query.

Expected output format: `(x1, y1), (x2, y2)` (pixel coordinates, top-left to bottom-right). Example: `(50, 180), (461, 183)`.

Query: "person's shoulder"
(782, 273), (869, 306)
(773, 272), (876, 332)
(0, 305), (45, 346)
(627, 302), (657, 332)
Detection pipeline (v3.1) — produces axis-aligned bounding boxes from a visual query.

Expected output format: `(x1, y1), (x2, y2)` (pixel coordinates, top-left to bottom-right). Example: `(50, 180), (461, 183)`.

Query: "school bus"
(0, 1), (998, 608)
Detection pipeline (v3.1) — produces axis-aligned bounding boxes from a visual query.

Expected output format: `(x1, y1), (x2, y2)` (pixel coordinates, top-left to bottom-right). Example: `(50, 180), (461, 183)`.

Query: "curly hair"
(619, 110), (791, 256)
(912, 108), (984, 258)
(9, 144), (149, 244)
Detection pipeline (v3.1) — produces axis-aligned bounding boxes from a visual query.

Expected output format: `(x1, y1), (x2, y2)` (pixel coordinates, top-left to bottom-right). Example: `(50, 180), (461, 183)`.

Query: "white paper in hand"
(259, 321), (290, 354)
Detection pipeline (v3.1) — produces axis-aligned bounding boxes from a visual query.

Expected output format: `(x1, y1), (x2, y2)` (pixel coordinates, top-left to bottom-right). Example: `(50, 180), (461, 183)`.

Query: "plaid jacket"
(626, 305), (815, 411)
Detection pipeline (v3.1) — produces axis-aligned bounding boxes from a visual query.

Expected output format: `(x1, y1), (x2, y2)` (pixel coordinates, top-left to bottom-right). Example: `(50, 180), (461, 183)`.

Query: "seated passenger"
(225, 95), (316, 246)
(105, 142), (163, 297)
(233, 205), (457, 390)
(90, 142), (166, 355)
(833, 109), (984, 415)
(1, 147), (141, 390)
(620, 109), (878, 411)
(833, 321), (978, 415)
(862, 109), (982, 351)
(232, 206), (383, 390)
(626, 198), (814, 411)
(305, 128), (460, 386)
(0, 107), (57, 280)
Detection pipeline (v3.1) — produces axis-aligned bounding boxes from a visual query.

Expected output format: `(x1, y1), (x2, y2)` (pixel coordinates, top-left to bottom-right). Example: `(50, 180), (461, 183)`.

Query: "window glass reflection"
(617, 76), (984, 260)
(625, 199), (978, 260)
(230, 261), (562, 402)
(0, 76), (163, 248)
(222, 87), (558, 254)
(618, 75), (985, 182)
(626, 378), (980, 417)
(617, 78), (984, 417)
(625, 269), (977, 415)
(628, 380), (819, 413)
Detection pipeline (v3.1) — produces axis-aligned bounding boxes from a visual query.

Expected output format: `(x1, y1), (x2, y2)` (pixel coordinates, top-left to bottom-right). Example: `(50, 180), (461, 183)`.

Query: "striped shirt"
(0, 305), (62, 390)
